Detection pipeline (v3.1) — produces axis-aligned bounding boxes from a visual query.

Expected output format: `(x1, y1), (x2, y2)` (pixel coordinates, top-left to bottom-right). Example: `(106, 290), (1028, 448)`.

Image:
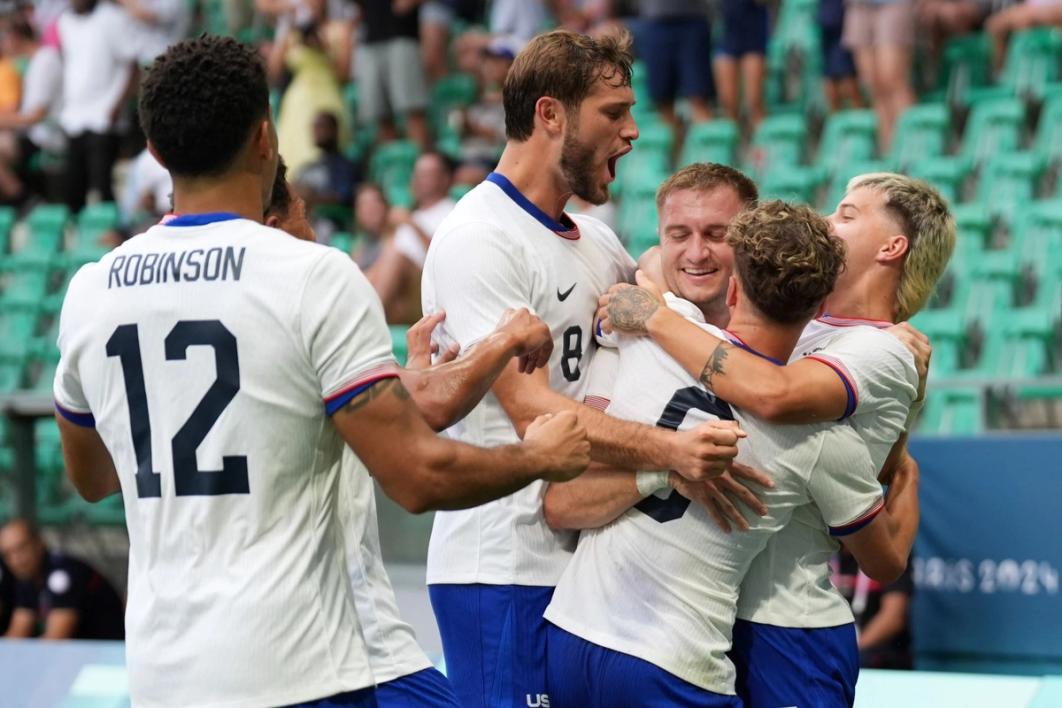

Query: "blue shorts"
(285, 687), (377, 707)
(717, 0), (769, 58)
(546, 624), (742, 708)
(822, 25), (857, 79)
(730, 619), (858, 708)
(428, 584), (554, 708)
(637, 16), (715, 103)
(375, 668), (461, 707)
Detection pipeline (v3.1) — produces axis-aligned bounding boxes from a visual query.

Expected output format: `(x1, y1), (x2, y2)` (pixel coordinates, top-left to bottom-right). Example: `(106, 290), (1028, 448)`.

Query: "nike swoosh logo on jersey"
(557, 283), (576, 301)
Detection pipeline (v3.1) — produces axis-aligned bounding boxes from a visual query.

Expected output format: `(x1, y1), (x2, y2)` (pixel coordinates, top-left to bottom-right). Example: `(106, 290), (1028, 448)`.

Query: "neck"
(725, 305), (805, 363)
(699, 297), (731, 329)
(823, 272), (899, 323)
(171, 171), (265, 222)
(494, 140), (571, 221)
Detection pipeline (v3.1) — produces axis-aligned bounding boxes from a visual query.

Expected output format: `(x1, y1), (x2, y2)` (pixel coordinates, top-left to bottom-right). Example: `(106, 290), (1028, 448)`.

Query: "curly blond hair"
(727, 200), (847, 324)
(845, 173), (956, 321)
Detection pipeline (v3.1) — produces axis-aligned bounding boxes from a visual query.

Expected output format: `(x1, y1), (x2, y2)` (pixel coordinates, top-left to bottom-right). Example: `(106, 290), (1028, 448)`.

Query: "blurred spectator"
(456, 36), (515, 165)
(833, 549), (914, 670)
(367, 151), (455, 322)
(985, 0), (1062, 72)
(713, 0), (768, 129)
(843, 0), (916, 151)
(636, 0), (714, 133)
(820, 0), (864, 111)
(420, 1), (453, 83)
(58, 0), (140, 212)
(353, 181), (390, 270)
(453, 26), (492, 75)
(274, 23), (349, 176)
(0, 519), (124, 640)
(120, 146), (171, 232)
(266, 156), (317, 241)
(293, 110), (361, 214)
(917, 0), (986, 63)
(0, 16), (63, 204)
(0, 555), (14, 635)
(114, 0), (192, 64)
(490, 0), (551, 40)
(352, 0), (431, 149)
(0, 39), (19, 114)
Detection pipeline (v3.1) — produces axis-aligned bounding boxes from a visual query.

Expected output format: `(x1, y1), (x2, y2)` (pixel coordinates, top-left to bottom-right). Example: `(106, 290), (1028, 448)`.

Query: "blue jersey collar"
(724, 329), (784, 366)
(164, 212), (243, 227)
(485, 172), (579, 238)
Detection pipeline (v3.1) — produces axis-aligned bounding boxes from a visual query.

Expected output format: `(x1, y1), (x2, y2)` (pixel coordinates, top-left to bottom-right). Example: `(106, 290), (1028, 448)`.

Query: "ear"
(265, 215), (280, 228)
(726, 275), (738, 308)
(145, 140), (166, 169)
(877, 233), (909, 265)
(254, 118), (275, 161)
(533, 96), (566, 136)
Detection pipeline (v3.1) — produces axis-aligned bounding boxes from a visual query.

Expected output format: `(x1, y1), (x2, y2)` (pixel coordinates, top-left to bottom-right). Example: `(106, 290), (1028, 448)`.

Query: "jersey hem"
(132, 676), (376, 708)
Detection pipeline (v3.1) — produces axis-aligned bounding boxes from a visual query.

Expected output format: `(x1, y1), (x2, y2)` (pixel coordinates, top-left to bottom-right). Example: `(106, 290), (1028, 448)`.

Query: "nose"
(623, 114), (639, 142)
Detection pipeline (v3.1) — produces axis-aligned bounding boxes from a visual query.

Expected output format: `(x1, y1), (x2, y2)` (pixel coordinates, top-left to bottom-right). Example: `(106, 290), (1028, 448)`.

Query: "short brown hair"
(727, 200), (846, 325)
(656, 163), (758, 212)
(846, 173), (955, 321)
(265, 156), (290, 219)
(503, 29), (633, 142)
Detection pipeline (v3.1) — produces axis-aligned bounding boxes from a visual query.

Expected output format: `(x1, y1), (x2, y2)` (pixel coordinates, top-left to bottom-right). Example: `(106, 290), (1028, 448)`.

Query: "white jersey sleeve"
(805, 425), (885, 537)
(300, 249), (398, 412)
(425, 221), (533, 350)
(54, 266), (95, 420)
(581, 345), (618, 411)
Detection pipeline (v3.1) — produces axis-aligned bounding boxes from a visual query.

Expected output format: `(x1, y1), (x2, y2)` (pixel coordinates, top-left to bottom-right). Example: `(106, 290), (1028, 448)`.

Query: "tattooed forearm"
(607, 286), (661, 334)
(340, 378), (410, 414)
(699, 343), (730, 389)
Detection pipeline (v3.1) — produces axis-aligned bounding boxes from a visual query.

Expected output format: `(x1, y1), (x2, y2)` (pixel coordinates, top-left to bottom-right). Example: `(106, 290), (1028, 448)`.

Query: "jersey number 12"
(107, 320), (248, 498)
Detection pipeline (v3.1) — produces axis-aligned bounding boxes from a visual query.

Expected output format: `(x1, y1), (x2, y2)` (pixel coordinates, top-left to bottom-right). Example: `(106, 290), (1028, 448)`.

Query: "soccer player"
(52, 36), (591, 708)
(421, 30), (744, 708)
(604, 173), (955, 707)
(545, 201), (915, 706)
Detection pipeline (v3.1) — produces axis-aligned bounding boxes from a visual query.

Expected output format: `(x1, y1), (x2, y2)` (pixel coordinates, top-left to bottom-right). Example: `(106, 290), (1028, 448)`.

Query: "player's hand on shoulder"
(669, 420), (746, 482)
(605, 271), (666, 335)
(406, 310), (460, 370)
(887, 322), (931, 400)
(495, 308), (553, 373)
(670, 463), (773, 533)
(524, 411), (591, 482)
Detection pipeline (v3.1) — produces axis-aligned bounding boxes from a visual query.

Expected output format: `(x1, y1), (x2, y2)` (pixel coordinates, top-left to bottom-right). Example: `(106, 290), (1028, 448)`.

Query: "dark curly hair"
(139, 35), (270, 177)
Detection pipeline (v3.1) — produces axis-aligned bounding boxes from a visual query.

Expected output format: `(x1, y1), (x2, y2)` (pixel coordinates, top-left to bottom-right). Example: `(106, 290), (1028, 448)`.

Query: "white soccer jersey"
(53, 216), (398, 708)
(737, 314), (919, 628)
(421, 173), (635, 587)
(544, 296), (883, 694)
(339, 449), (434, 685)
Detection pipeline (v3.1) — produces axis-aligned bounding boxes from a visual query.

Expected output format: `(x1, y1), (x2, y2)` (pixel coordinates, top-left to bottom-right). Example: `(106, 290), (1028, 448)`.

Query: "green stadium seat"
(949, 203), (992, 268)
(370, 140), (419, 209)
(746, 114), (807, 180)
(329, 231), (354, 254)
(821, 160), (891, 211)
(958, 279), (1013, 331)
(635, 119), (675, 163)
(765, 0), (822, 113)
(0, 360), (23, 391)
(0, 269), (49, 314)
(968, 27), (1062, 104)
(1032, 90), (1062, 174)
(909, 158), (969, 203)
(678, 120), (739, 168)
(924, 33), (993, 105)
(759, 165), (825, 204)
(977, 153), (1044, 221)
(612, 151), (668, 202)
(617, 180), (660, 256)
(814, 110), (877, 178)
(313, 203), (354, 232)
(389, 325), (408, 366)
(429, 73), (478, 136)
(630, 60), (651, 108)
(0, 206), (15, 255)
(957, 97), (1025, 170)
(449, 183), (473, 202)
(975, 333), (1050, 378)
(918, 387), (983, 435)
(889, 103), (949, 171)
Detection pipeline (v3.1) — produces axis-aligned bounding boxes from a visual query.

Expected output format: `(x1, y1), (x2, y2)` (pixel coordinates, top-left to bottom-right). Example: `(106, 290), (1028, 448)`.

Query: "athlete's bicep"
(839, 511), (906, 584)
(491, 360), (573, 435)
(773, 357), (853, 422)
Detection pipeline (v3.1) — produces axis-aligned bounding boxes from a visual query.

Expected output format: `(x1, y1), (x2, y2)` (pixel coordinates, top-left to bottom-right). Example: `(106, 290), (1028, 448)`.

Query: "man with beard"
(420, 29), (745, 708)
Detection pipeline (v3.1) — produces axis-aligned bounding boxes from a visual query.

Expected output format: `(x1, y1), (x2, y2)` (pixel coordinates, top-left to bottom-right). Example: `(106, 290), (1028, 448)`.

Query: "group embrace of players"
(50, 27), (954, 708)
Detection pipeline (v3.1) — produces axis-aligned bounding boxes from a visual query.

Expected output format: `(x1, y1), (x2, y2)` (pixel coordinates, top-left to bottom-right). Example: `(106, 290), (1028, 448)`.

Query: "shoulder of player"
(823, 325), (917, 371)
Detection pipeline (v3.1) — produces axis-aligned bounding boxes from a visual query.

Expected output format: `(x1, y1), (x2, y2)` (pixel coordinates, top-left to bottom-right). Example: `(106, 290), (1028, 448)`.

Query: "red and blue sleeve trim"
(829, 497), (885, 537)
(324, 365), (400, 416)
(55, 402), (95, 427)
(805, 354), (858, 420)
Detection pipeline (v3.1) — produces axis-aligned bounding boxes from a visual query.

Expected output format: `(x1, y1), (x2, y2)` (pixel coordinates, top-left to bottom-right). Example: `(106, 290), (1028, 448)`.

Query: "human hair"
(503, 28), (633, 142)
(656, 162), (759, 212)
(419, 149), (456, 176)
(727, 200), (847, 325)
(139, 35), (270, 178)
(7, 15), (36, 42)
(265, 156), (290, 219)
(845, 173), (956, 321)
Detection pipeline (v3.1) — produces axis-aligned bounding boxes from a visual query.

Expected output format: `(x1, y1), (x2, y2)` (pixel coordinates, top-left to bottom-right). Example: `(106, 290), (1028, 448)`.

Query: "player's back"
(545, 295), (879, 694)
(54, 216), (392, 707)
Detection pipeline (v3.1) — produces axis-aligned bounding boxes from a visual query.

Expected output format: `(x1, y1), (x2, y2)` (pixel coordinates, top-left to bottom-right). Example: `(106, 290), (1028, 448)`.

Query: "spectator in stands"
(353, 181), (390, 269)
(0, 519), (124, 640)
(843, 0), (916, 151)
(457, 36), (515, 166)
(636, 0), (714, 133)
(420, 1), (453, 83)
(0, 16), (63, 204)
(368, 150), (455, 322)
(58, 0), (140, 213)
(352, 0), (431, 149)
(275, 22), (348, 176)
(114, 0), (192, 64)
(833, 548), (915, 670)
(985, 0), (1062, 72)
(0, 555), (14, 635)
(820, 0), (864, 111)
(917, 0), (987, 65)
(266, 156), (316, 241)
(293, 110), (361, 217)
(713, 0), (768, 130)
(119, 146), (171, 232)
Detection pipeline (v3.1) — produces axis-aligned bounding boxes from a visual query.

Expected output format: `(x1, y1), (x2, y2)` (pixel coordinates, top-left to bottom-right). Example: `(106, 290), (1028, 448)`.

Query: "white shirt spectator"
(21, 44), (64, 152)
(122, 0), (192, 64)
(57, 2), (139, 135)
(120, 148), (172, 223)
(392, 197), (455, 269)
